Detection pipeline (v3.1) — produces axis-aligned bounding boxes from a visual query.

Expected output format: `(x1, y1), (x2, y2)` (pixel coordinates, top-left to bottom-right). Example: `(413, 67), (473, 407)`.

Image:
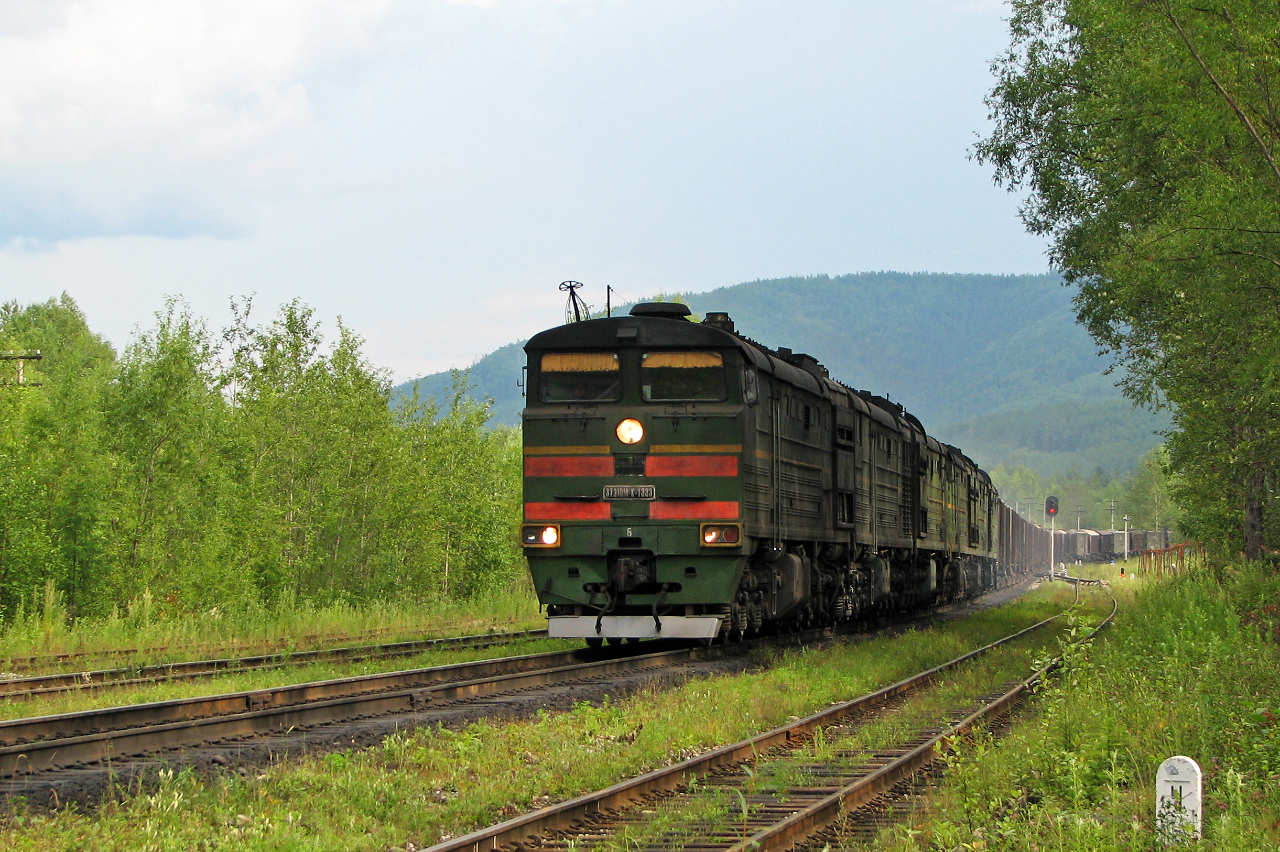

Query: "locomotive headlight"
(522, 524), (561, 548)
(616, 418), (644, 444)
(700, 524), (742, 546)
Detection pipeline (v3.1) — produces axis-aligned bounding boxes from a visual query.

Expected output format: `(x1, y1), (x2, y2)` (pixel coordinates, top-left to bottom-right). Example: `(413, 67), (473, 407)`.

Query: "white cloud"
(0, 0), (390, 246)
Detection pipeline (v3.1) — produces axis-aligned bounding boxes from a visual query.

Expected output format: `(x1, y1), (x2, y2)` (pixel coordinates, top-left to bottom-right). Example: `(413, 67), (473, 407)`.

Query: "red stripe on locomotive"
(645, 455), (739, 477)
(650, 501), (740, 520)
(524, 456), (613, 477)
(524, 502), (612, 520)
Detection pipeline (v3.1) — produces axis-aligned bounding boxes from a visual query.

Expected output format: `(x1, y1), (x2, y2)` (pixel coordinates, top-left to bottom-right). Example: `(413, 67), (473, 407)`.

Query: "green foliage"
(977, 0), (1280, 558)
(940, 398), (1168, 478)
(0, 295), (116, 617)
(991, 446), (1180, 531)
(0, 294), (525, 620)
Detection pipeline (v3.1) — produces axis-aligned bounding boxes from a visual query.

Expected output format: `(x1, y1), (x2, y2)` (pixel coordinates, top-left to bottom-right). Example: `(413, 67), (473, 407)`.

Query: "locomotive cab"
(522, 303), (752, 641)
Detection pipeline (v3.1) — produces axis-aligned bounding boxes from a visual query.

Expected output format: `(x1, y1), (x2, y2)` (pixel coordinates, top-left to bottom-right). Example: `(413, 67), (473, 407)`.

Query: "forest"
(988, 447), (1177, 533)
(0, 295), (524, 621)
(978, 0), (1280, 559)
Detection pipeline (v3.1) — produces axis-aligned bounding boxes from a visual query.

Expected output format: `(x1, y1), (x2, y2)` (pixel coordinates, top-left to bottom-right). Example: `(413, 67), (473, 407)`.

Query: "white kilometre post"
(1156, 755), (1203, 843)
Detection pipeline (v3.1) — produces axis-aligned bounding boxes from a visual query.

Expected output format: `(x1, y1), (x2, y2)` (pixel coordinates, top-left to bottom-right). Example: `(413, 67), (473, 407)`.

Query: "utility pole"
(1075, 505), (1084, 529)
(1106, 499), (1118, 531)
(0, 351), (43, 387)
(1123, 514), (1130, 562)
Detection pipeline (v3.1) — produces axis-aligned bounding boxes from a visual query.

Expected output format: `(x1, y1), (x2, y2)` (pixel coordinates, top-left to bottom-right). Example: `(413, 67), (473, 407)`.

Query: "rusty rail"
(0, 625), (857, 781)
(0, 640), (717, 778)
(0, 628), (549, 701)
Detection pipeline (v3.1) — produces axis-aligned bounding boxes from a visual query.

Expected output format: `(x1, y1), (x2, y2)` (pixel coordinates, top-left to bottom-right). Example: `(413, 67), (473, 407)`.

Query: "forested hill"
(395, 272), (1168, 476)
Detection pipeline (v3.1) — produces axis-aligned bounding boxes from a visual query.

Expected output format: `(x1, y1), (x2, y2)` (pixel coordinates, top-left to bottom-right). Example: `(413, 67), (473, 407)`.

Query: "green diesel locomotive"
(521, 302), (1036, 644)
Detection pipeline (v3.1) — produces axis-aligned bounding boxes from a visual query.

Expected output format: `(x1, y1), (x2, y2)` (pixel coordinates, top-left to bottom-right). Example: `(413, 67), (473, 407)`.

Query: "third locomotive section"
(521, 302), (1034, 644)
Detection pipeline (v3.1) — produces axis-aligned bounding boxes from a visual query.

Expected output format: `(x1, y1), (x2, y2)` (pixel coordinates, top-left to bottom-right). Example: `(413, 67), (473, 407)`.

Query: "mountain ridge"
(394, 271), (1167, 476)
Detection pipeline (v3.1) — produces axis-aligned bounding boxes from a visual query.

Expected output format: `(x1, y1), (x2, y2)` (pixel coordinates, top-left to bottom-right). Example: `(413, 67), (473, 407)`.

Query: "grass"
(0, 580), (1091, 851)
(869, 559), (1280, 851)
(0, 584), (542, 674)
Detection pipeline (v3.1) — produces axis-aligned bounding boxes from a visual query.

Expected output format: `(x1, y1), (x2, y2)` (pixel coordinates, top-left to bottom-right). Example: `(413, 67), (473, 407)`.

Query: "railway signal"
(1046, 495), (1058, 575)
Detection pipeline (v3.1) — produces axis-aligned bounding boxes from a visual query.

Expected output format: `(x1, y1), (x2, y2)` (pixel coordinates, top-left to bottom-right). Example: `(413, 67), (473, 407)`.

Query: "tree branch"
(1162, 1), (1280, 191)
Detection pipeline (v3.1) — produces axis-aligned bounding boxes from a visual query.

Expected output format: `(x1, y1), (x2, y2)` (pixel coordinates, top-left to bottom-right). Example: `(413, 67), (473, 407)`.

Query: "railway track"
(427, 592), (1114, 852)
(0, 627), (550, 701)
(0, 577), (1044, 811)
(1, 625), (860, 796)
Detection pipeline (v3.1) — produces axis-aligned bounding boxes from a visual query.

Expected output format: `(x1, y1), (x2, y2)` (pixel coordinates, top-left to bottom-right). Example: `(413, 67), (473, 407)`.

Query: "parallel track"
(428, 590), (1111, 852)
(0, 629), (834, 781)
(0, 628), (549, 701)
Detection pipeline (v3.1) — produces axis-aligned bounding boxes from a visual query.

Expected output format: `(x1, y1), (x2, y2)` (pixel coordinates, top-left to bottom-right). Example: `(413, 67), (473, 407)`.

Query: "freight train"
(1053, 528), (1171, 563)
(520, 302), (1052, 644)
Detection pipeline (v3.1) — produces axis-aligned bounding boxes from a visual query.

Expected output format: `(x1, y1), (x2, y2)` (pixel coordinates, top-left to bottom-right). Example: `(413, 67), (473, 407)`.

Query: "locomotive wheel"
(585, 637), (604, 649)
(606, 637), (624, 646)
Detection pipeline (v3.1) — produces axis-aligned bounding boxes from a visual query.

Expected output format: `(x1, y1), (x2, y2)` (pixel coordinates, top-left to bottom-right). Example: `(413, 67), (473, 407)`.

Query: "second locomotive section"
(522, 302), (1009, 643)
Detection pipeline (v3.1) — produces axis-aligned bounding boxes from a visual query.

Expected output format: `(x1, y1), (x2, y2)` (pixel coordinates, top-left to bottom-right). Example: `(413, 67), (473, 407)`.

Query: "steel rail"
(0, 629), (846, 779)
(729, 597), (1118, 852)
(427, 606), (1069, 852)
(0, 628), (549, 700)
(0, 641), (678, 776)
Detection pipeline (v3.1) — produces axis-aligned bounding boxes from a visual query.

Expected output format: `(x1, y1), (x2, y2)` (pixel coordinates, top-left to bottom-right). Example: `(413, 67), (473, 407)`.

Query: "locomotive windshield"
(641, 351), (726, 401)
(539, 352), (622, 402)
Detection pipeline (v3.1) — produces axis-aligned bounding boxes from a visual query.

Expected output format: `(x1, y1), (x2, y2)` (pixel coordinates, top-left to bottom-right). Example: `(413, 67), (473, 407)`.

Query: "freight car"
(1047, 528), (1171, 565)
(520, 303), (1049, 643)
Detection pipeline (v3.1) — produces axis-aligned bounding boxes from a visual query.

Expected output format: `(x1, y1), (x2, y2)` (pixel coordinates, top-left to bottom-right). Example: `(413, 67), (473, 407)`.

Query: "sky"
(0, 0), (1047, 381)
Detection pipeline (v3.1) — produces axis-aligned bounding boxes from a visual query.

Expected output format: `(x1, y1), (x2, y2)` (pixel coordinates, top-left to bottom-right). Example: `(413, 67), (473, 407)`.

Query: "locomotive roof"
(526, 314), (826, 394)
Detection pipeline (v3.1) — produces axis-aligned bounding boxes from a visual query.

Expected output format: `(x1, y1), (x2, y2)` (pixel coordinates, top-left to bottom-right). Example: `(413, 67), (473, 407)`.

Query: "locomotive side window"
(641, 351), (726, 401)
(742, 369), (759, 404)
(539, 352), (621, 402)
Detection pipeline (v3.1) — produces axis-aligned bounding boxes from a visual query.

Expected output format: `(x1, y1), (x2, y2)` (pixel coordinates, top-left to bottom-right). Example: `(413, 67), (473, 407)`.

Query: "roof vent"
(629, 302), (691, 320)
(703, 311), (734, 333)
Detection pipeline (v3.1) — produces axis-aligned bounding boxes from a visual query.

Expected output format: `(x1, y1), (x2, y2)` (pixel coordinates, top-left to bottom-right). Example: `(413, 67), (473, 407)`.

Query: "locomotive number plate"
(603, 484), (656, 501)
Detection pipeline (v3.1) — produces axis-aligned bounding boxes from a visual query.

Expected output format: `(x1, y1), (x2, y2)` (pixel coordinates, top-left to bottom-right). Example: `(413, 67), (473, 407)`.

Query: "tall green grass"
(880, 563), (1280, 850)
(0, 582), (541, 672)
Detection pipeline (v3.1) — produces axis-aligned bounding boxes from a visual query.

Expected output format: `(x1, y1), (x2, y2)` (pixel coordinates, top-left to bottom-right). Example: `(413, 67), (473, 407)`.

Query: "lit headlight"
(522, 524), (561, 548)
(616, 418), (644, 444)
(700, 524), (742, 546)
